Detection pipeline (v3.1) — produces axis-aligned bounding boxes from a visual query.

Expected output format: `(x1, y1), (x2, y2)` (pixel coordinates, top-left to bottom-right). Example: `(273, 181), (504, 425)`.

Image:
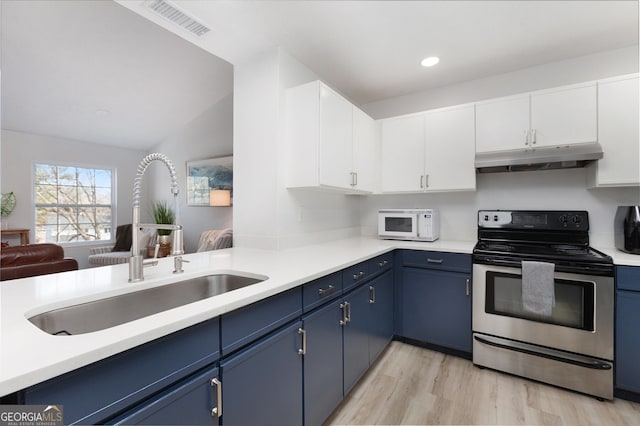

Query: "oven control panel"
(478, 210), (589, 230)
(478, 211), (512, 227)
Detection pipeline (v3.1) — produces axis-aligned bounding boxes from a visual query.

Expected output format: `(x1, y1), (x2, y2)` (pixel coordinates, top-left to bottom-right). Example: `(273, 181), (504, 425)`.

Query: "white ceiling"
(1, 0), (233, 150)
(2, 1), (638, 150)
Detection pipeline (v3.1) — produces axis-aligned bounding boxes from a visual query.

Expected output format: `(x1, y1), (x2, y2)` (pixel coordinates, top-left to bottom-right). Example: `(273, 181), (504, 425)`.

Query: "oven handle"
(473, 257), (521, 268)
(473, 335), (612, 370)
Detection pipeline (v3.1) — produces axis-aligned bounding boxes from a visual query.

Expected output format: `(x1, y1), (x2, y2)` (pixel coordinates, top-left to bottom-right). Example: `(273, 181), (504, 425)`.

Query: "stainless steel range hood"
(475, 142), (604, 173)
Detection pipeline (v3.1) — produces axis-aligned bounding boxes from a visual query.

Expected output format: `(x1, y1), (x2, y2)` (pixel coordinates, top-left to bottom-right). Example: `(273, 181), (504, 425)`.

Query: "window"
(34, 163), (114, 244)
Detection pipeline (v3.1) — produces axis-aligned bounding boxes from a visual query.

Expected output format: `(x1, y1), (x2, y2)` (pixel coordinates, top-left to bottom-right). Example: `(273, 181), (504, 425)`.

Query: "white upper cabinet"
(476, 82), (597, 153)
(285, 81), (375, 193)
(381, 105), (476, 193)
(476, 94), (530, 153)
(424, 104), (476, 192)
(318, 83), (353, 189)
(587, 74), (640, 187)
(381, 114), (425, 193)
(352, 107), (378, 193)
(530, 83), (597, 148)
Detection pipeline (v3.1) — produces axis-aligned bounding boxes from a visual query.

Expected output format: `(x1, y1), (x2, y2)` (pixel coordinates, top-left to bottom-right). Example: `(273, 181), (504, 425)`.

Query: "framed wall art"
(186, 156), (233, 206)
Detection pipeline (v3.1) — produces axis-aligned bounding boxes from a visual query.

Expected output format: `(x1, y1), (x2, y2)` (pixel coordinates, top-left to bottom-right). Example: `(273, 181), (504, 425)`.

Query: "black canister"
(615, 206), (640, 255)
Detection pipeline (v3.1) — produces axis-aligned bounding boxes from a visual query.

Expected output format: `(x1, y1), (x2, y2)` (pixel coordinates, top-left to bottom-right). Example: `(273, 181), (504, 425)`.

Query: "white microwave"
(378, 209), (440, 241)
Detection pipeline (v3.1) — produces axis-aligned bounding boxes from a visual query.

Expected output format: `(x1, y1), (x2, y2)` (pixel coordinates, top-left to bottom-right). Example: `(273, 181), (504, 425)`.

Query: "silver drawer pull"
(369, 286), (376, 304)
(427, 258), (443, 264)
(340, 302), (348, 325)
(465, 279), (470, 296)
(318, 285), (335, 296)
(378, 260), (388, 268)
(211, 377), (222, 417)
(352, 271), (365, 280)
(297, 328), (306, 355)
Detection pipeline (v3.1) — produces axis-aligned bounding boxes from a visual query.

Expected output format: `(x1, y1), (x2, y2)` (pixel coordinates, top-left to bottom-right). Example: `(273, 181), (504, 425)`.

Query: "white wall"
(359, 45), (640, 248)
(0, 129), (146, 268)
(233, 48), (362, 250)
(363, 45), (639, 118)
(359, 169), (640, 247)
(233, 46), (639, 251)
(147, 93), (234, 253)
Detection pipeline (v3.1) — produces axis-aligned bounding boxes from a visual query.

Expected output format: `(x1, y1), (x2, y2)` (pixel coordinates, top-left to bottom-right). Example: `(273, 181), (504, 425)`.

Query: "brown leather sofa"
(0, 243), (78, 281)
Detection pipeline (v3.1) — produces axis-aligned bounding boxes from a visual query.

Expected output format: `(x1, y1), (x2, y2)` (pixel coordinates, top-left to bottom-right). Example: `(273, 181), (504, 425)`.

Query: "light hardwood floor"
(324, 341), (640, 425)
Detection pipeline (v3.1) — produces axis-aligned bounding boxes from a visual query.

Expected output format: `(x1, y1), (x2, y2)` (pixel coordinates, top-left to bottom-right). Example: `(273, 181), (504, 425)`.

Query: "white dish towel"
(521, 260), (556, 316)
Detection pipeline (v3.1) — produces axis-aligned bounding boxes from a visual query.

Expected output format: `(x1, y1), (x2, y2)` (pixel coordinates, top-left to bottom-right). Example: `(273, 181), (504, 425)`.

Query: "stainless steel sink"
(28, 274), (266, 335)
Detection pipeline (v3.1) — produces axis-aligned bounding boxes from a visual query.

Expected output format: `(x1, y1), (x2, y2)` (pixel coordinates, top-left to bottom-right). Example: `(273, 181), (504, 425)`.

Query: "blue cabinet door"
(111, 366), (220, 425)
(402, 267), (472, 352)
(368, 270), (394, 363)
(616, 290), (640, 393)
(220, 322), (303, 426)
(23, 318), (220, 425)
(302, 300), (344, 426)
(343, 283), (371, 395)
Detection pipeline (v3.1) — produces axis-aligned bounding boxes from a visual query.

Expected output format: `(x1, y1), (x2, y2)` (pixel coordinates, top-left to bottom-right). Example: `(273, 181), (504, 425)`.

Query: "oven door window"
(485, 272), (595, 331)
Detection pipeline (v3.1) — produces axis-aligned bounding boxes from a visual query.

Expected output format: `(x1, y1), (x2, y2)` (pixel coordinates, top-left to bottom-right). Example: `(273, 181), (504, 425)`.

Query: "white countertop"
(0, 237), (474, 396)
(2, 237), (636, 396)
(599, 247), (640, 267)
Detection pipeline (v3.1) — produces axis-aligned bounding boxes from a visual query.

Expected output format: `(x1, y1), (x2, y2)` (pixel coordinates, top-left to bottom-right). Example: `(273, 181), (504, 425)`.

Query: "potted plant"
(152, 200), (175, 255)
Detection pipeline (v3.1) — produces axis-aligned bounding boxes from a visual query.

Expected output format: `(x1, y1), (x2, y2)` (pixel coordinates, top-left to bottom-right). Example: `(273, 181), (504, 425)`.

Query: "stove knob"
(572, 215), (582, 226)
(484, 215), (489, 221)
(559, 215), (568, 226)
(493, 215), (499, 221)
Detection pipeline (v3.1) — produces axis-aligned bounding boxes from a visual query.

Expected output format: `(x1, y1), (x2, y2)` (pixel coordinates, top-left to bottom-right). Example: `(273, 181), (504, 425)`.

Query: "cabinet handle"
(420, 175), (424, 189)
(531, 128), (537, 145)
(427, 258), (443, 264)
(425, 174), (429, 189)
(346, 301), (352, 323)
(350, 172), (356, 187)
(524, 129), (530, 146)
(369, 286), (376, 304)
(318, 284), (335, 296)
(210, 377), (222, 417)
(378, 260), (388, 268)
(297, 328), (306, 355)
(352, 271), (365, 280)
(340, 302), (348, 326)
(465, 279), (470, 296)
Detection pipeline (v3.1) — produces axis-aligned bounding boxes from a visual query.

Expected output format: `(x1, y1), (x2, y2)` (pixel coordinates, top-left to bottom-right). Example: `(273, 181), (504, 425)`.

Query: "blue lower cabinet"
(111, 366), (220, 425)
(368, 270), (394, 363)
(219, 322), (303, 426)
(402, 267), (472, 353)
(302, 300), (344, 426)
(343, 283), (372, 395)
(616, 290), (640, 394)
(22, 318), (220, 425)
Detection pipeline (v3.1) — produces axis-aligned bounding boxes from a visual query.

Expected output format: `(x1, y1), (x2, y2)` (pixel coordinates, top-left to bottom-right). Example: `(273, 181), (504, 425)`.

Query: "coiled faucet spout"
(129, 153), (183, 282)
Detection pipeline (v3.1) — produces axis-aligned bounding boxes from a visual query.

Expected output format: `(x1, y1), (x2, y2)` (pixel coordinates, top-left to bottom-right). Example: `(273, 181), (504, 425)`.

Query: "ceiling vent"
(145, 0), (211, 37)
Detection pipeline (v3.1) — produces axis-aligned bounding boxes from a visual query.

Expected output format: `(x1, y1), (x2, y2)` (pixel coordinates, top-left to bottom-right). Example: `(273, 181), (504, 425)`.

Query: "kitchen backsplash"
(359, 167), (640, 248)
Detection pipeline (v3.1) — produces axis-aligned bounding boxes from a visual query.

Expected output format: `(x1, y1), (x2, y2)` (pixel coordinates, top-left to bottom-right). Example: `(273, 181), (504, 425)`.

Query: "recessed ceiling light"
(421, 56), (440, 67)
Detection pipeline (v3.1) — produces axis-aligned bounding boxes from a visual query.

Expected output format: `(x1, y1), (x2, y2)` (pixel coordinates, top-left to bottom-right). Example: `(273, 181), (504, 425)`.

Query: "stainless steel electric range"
(472, 210), (614, 400)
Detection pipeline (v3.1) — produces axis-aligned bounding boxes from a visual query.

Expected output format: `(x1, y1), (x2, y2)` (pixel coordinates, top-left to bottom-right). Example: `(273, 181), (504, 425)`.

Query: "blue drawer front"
(221, 287), (301, 355)
(302, 272), (342, 312)
(23, 318), (219, 425)
(342, 261), (370, 292)
(401, 250), (471, 273)
(112, 366), (219, 425)
(617, 266), (640, 292)
(368, 252), (394, 276)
